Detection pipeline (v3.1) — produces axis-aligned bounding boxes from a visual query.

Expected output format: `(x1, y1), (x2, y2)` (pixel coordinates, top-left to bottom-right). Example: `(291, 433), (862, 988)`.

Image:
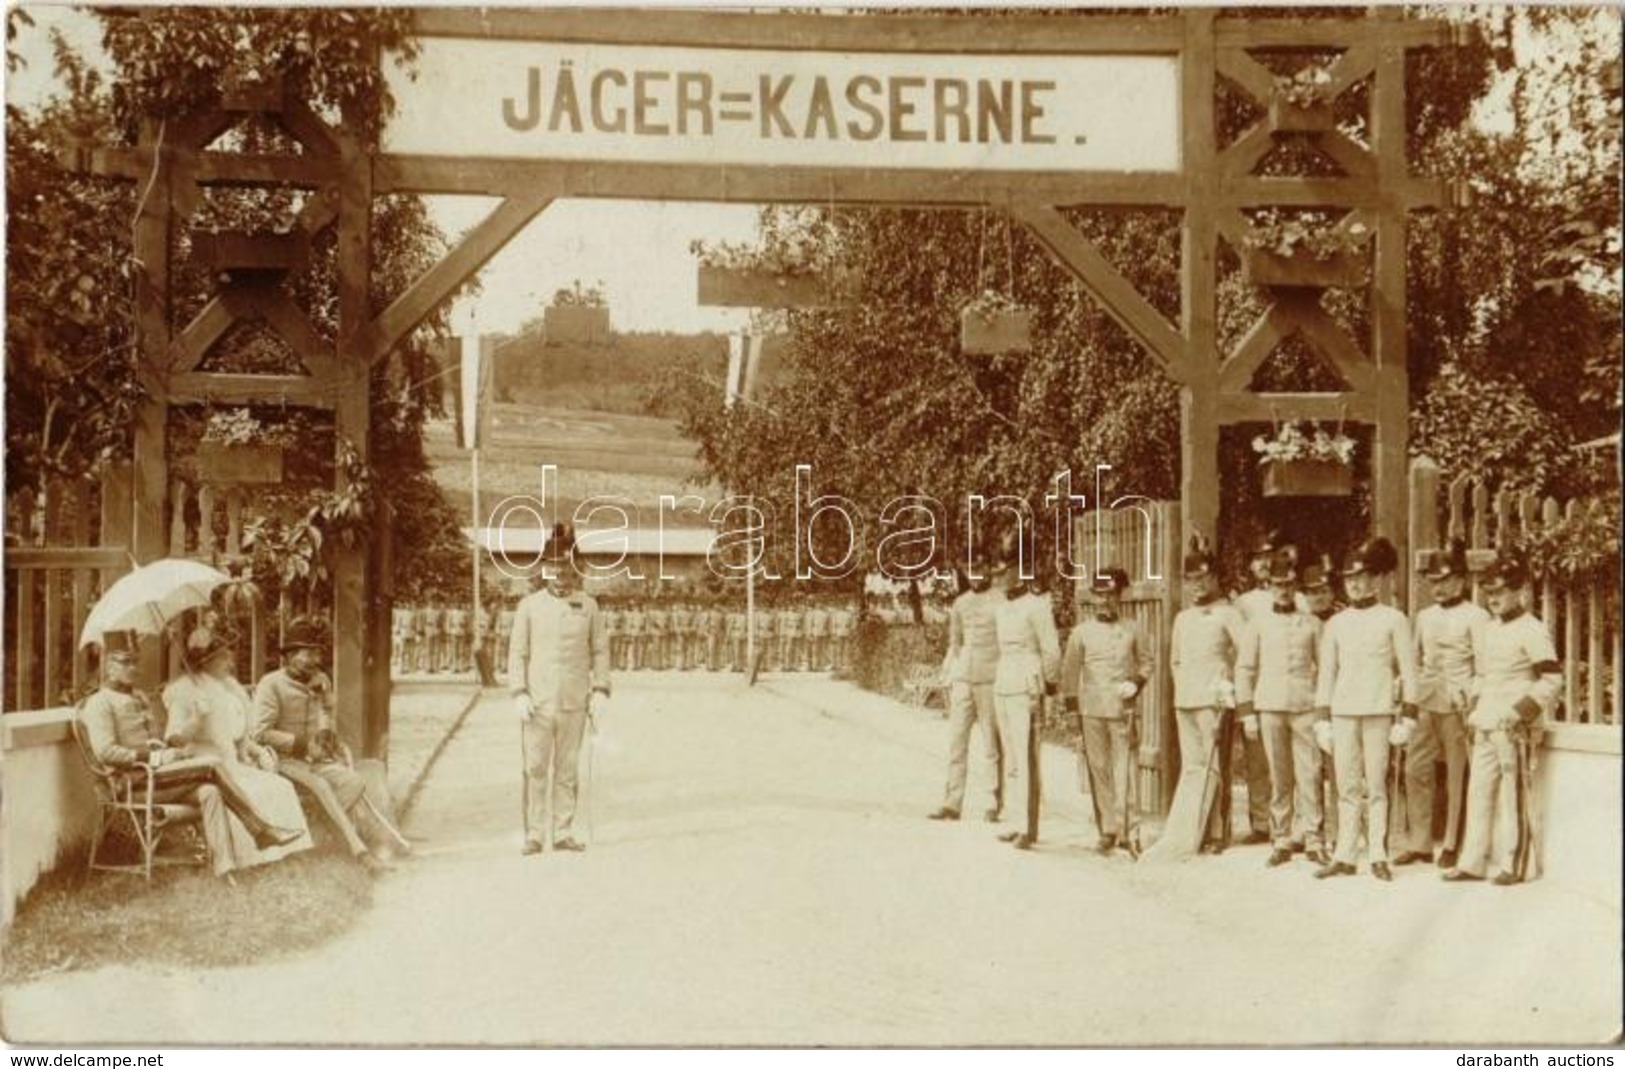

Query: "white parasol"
(78, 558), (232, 650)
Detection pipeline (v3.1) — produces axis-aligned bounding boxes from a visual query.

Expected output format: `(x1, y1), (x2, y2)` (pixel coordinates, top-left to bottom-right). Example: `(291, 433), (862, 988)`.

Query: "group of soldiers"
(390, 598), (502, 677)
(599, 597), (858, 675)
(930, 531), (1561, 886)
(392, 593), (861, 679)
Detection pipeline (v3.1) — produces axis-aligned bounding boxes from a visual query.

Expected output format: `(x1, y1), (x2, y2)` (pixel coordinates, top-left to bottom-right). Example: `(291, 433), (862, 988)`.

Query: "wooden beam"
(412, 8), (1187, 52)
(168, 295), (235, 373)
(1215, 18), (1453, 49)
(1215, 47), (1278, 106)
(83, 147), (341, 187)
(1325, 44), (1377, 95)
(1215, 390), (1376, 425)
(168, 372), (336, 408)
(1014, 202), (1189, 382)
(1217, 302), (1291, 392)
(373, 154), (1188, 208)
(1291, 301), (1377, 394)
(368, 190), (553, 363)
(4, 547), (130, 570)
(1316, 129), (1377, 181)
(296, 188), (341, 236)
(255, 290), (337, 380)
(1219, 123), (1275, 183)
(1220, 175), (1447, 208)
(278, 97), (341, 157)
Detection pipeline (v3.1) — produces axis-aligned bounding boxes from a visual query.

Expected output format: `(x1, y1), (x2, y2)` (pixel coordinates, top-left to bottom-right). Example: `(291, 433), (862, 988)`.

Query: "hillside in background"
(493, 328), (730, 418)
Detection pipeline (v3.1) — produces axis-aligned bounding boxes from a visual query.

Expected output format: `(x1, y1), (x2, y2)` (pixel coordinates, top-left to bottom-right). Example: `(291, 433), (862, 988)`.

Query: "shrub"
(849, 618), (948, 700)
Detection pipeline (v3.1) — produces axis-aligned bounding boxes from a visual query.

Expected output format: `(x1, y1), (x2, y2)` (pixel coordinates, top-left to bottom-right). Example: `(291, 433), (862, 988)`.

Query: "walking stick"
(1385, 737), (1407, 858)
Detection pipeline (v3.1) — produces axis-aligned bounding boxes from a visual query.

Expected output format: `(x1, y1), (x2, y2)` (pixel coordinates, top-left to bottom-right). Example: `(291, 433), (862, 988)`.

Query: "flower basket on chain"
(1270, 68), (1336, 133)
(197, 409), (285, 485)
(1262, 459), (1353, 498)
(959, 291), (1033, 355)
(1241, 214), (1369, 290)
(1254, 420), (1355, 498)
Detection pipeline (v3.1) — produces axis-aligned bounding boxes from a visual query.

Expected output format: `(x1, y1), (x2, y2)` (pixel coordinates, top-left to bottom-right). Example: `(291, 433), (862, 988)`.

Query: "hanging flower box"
(1242, 247), (1364, 290)
(196, 440), (285, 486)
(959, 292), (1033, 354)
(543, 304), (610, 345)
(696, 265), (828, 309)
(1262, 459), (1353, 498)
(193, 229), (309, 275)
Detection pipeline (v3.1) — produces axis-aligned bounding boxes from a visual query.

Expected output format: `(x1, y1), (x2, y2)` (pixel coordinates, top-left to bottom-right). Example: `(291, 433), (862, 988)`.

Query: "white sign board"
(384, 38), (1181, 172)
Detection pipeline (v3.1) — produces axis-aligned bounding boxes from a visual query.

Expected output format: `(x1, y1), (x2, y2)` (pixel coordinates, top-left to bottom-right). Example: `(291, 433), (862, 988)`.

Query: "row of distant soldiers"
(390, 597), (860, 676)
(600, 600), (858, 674)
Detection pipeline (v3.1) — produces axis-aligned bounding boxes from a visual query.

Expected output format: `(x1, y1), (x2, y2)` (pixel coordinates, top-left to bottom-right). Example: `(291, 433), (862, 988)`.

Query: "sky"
(4, 5), (762, 336)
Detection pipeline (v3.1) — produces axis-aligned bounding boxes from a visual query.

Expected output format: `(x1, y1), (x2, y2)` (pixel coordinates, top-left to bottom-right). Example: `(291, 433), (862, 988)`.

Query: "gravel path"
(3, 673), (1617, 1045)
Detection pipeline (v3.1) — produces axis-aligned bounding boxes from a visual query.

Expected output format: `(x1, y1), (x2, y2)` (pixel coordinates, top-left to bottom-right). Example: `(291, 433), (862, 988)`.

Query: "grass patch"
(3, 848), (372, 985)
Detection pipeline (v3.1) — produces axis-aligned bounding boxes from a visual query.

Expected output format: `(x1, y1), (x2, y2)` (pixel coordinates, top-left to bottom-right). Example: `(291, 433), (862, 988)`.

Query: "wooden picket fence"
(3, 470), (132, 711)
(1409, 458), (1619, 727)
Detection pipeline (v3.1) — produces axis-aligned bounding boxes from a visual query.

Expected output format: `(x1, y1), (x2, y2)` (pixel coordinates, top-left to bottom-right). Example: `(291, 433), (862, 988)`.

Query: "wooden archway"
(76, 8), (1465, 753)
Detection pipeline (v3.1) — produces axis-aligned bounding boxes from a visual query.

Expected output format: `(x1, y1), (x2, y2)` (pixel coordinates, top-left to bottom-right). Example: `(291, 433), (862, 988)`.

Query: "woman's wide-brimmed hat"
(183, 625), (235, 673)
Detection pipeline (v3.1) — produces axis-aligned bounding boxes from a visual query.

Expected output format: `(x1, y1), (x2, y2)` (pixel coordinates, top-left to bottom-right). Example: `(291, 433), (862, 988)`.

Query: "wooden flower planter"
(543, 304), (610, 345)
(696, 265), (828, 309)
(192, 230), (309, 275)
(196, 441), (285, 486)
(1242, 247), (1364, 290)
(1270, 95), (1335, 133)
(960, 308), (1033, 355)
(1262, 459), (1353, 498)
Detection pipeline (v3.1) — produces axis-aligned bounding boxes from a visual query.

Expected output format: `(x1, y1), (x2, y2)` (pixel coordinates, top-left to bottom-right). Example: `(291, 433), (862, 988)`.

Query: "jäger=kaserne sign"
(384, 38), (1181, 172)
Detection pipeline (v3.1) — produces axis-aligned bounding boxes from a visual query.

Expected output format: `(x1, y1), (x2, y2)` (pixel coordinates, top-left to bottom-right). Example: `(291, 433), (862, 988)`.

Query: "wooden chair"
(71, 708), (208, 880)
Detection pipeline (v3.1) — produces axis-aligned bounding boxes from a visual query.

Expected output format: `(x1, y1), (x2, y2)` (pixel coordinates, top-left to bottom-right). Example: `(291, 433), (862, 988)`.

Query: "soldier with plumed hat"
(1443, 552), (1560, 885)
(1236, 553), (1328, 866)
(1061, 565), (1151, 855)
(1312, 536), (1419, 882)
(991, 554), (1061, 850)
(1143, 537), (1248, 861)
(1395, 538), (1489, 869)
(509, 523), (611, 854)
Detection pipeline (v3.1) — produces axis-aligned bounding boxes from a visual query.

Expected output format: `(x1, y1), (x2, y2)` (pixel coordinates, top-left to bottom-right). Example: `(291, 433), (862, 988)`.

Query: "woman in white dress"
(164, 626), (314, 874)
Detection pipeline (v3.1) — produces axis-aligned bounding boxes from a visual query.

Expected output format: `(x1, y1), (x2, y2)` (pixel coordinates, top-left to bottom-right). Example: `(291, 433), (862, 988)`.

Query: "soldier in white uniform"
(830, 602), (856, 674)
(1145, 542), (1247, 861)
(991, 561), (1060, 850)
(1229, 533), (1288, 845)
(392, 603), (415, 675)
(1313, 537), (1418, 882)
(645, 600), (669, 671)
(668, 600), (691, 671)
(725, 608), (746, 672)
(929, 556), (1003, 823)
(509, 527), (611, 855)
(1395, 540), (1488, 869)
(623, 601), (646, 671)
(778, 601), (803, 672)
(1443, 555), (1560, 885)
(1236, 555), (1327, 867)
(805, 601), (832, 671)
(446, 605), (469, 674)
(1061, 566), (1150, 855)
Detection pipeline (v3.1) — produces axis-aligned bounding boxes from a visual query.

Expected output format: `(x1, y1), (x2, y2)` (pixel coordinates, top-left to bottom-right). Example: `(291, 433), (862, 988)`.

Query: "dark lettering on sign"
(504, 66), (542, 131)
(845, 76), (884, 141)
(888, 76), (926, 142)
(633, 70), (669, 135)
(934, 79), (970, 142)
(675, 71), (714, 135)
(496, 62), (1094, 152)
(803, 76), (839, 140)
(759, 75), (795, 138)
(1021, 80), (1056, 144)
(548, 62), (583, 133)
(592, 69), (628, 133)
(977, 80), (1013, 144)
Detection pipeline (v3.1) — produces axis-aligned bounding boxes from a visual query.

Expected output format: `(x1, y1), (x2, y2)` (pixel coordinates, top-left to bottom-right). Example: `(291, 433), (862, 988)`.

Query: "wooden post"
(335, 100), (375, 757)
(1409, 456), (1440, 610)
(1369, 9), (1410, 610)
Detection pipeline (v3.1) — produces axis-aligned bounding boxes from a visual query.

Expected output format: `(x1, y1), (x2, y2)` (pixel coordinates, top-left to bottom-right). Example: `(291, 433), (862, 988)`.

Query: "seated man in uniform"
(252, 619), (401, 875)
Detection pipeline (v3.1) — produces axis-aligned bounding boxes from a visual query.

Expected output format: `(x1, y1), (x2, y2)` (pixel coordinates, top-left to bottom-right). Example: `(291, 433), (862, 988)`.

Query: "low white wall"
(1, 707), (100, 926)
(1538, 724), (1622, 904)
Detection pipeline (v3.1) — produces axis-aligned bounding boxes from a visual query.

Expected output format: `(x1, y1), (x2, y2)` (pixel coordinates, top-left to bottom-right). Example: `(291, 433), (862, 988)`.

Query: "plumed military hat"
(1424, 537), (1470, 581)
(1479, 552), (1530, 593)
(1341, 536), (1399, 578)
(279, 617), (326, 653)
(1090, 566), (1130, 595)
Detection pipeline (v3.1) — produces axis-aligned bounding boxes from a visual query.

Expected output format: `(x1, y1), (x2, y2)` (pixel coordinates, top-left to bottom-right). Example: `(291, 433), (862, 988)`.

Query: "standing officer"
(601, 598), (623, 673)
(725, 605), (747, 671)
(755, 602), (778, 673)
(1396, 539), (1487, 869)
(1313, 537), (1418, 882)
(1145, 540), (1247, 861)
(992, 559), (1061, 850)
(510, 526), (611, 855)
(644, 597), (669, 671)
(446, 604), (469, 674)
(1228, 534), (1286, 846)
(1443, 554), (1560, 885)
(778, 598), (803, 672)
(392, 602), (415, 676)
(623, 599), (646, 671)
(1236, 555), (1328, 867)
(929, 554), (1003, 823)
(806, 599), (832, 671)
(1301, 554), (1343, 845)
(1061, 566), (1150, 855)
(830, 600), (856, 675)
(668, 599), (691, 671)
